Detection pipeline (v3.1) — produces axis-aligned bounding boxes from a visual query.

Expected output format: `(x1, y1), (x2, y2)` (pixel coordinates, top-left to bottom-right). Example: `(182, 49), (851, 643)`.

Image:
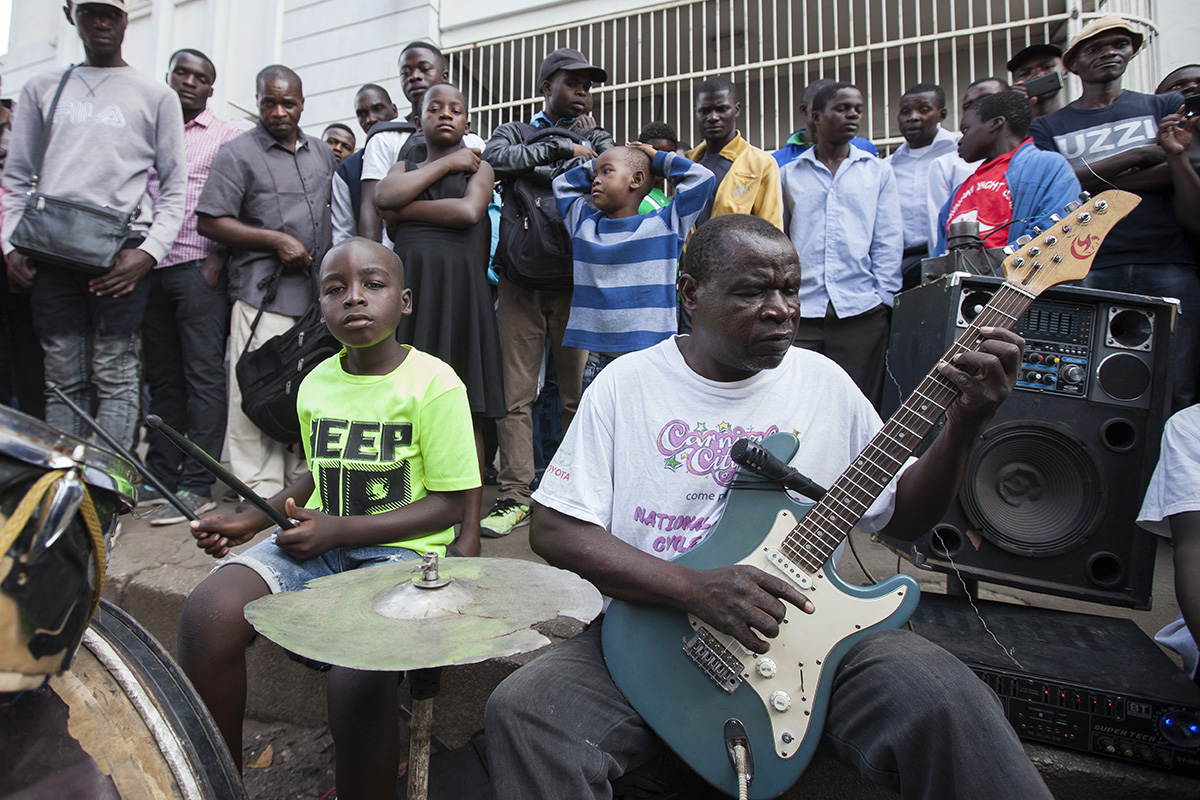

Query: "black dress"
(393, 158), (505, 418)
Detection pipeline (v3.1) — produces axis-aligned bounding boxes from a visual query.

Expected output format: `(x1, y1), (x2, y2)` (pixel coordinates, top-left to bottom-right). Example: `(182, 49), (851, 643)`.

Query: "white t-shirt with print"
(1138, 403), (1200, 678)
(533, 337), (904, 559)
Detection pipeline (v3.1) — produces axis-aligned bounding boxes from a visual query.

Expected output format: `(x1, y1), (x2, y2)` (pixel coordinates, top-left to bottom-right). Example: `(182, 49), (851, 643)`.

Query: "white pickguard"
(686, 509), (911, 758)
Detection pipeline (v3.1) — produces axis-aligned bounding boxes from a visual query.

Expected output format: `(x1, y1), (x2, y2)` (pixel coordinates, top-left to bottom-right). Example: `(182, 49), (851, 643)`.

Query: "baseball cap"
(73, 0), (127, 8)
(1063, 14), (1144, 67)
(1007, 43), (1063, 73)
(537, 48), (608, 87)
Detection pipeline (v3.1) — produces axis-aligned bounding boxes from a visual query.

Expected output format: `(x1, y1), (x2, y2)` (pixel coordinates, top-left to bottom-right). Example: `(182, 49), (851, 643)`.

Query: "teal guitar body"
(602, 432), (920, 798)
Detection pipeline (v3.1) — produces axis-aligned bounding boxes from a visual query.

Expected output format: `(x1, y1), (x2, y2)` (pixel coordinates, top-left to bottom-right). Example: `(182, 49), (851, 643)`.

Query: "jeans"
(1082, 262), (1200, 413)
(216, 532), (420, 595)
(581, 351), (622, 394)
(485, 619), (1052, 800)
(31, 261), (150, 450)
(0, 272), (45, 418)
(141, 261), (230, 495)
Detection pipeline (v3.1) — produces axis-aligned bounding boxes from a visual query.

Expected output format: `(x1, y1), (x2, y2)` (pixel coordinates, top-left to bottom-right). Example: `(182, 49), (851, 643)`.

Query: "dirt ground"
(241, 719), (337, 800)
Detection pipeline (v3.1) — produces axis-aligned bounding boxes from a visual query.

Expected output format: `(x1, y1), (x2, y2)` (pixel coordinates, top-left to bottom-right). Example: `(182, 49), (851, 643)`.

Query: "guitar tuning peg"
(1063, 201), (1081, 213)
(1032, 226), (1043, 234)
(1078, 191), (1091, 203)
(1003, 246), (1015, 256)
(1049, 214), (1062, 222)
(1016, 235), (1032, 246)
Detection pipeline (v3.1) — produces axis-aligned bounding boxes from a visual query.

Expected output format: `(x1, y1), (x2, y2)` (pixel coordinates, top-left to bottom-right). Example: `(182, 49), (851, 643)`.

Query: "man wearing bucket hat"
(1030, 13), (1198, 412)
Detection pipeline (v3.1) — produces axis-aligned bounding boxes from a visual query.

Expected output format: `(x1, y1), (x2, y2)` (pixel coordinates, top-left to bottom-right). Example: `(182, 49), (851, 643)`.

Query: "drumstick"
(45, 382), (199, 522)
(145, 415), (294, 530)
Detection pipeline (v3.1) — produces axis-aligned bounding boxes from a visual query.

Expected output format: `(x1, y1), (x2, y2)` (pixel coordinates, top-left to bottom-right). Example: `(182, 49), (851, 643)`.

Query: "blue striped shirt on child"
(553, 150), (715, 353)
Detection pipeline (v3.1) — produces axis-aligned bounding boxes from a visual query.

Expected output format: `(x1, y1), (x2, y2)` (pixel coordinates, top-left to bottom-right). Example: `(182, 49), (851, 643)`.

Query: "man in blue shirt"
(773, 78), (879, 169)
(886, 83), (960, 289)
(781, 82), (902, 409)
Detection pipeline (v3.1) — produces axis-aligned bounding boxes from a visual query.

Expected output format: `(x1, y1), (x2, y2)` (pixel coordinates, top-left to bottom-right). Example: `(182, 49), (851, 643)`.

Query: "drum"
(0, 600), (246, 799)
(0, 404), (136, 692)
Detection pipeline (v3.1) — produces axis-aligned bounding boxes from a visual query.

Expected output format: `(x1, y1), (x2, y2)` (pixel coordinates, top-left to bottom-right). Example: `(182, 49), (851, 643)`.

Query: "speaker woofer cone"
(961, 422), (1106, 557)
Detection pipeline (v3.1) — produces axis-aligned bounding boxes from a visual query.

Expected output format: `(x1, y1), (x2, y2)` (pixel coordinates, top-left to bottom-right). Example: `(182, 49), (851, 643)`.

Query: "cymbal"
(244, 556), (602, 671)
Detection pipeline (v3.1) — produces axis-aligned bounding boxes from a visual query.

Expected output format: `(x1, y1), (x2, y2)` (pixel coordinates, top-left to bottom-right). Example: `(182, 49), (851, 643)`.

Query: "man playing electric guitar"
(484, 213), (1052, 799)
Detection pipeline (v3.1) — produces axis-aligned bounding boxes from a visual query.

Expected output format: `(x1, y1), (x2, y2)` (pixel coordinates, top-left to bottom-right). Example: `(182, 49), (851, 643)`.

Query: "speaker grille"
(961, 422), (1106, 557)
(1097, 353), (1151, 401)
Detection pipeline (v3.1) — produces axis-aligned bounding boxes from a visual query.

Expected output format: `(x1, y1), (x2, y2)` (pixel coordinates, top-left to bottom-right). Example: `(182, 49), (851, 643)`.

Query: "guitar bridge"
(684, 627), (744, 694)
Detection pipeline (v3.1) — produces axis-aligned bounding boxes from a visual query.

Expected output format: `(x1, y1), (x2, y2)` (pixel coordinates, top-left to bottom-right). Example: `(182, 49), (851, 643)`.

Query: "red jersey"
(946, 139), (1030, 248)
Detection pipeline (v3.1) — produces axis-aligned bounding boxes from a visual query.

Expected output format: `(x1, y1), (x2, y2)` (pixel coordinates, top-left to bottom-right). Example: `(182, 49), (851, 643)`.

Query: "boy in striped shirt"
(553, 143), (714, 388)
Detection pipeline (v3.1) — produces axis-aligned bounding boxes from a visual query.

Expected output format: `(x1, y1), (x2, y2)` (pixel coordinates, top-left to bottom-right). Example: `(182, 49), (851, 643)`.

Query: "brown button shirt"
(197, 121), (335, 317)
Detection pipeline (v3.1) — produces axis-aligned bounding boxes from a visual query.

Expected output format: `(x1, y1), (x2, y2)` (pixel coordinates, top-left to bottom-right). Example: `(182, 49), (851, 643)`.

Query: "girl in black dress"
(376, 83), (504, 551)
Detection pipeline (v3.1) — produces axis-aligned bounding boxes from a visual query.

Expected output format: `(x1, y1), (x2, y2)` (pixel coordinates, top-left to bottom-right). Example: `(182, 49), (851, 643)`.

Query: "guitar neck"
(772, 188), (1141, 568)
(781, 282), (1039, 569)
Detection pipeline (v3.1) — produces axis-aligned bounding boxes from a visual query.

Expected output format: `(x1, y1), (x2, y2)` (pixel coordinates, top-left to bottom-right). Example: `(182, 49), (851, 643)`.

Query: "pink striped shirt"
(149, 108), (245, 268)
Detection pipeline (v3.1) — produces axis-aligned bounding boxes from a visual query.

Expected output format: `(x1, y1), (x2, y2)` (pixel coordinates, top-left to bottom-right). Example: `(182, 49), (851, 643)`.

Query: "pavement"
(103, 481), (1200, 799)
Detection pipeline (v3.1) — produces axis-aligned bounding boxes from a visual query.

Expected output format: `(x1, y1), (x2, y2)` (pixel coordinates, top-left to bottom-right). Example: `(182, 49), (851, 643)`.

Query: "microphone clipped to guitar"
(730, 438), (827, 502)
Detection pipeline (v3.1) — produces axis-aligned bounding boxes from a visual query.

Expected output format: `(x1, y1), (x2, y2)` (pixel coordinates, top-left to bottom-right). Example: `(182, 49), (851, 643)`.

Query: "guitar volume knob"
(756, 657), (777, 678)
(770, 690), (792, 712)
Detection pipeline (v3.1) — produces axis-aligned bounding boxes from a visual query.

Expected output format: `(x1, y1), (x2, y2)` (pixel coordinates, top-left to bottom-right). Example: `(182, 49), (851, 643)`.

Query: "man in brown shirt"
(197, 64), (335, 497)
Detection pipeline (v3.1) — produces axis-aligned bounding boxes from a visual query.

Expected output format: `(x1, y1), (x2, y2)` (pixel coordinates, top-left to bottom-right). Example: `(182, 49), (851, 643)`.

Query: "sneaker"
(480, 499), (530, 538)
(136, 484), (169, 508)
(149, 491), (217, 526)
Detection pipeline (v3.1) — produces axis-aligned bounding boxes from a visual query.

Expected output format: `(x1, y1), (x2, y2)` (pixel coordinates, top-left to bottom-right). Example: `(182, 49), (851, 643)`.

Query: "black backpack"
(494, 123), (589, 291)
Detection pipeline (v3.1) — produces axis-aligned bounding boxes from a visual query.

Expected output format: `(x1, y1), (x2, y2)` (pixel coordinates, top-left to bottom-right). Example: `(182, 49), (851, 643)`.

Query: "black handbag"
(10, 65), (142, 274)
(235, 270), (340, 445)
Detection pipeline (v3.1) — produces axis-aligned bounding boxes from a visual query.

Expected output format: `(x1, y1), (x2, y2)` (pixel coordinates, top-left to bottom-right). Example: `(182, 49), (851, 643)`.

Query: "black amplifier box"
(912, 592), (1200, 777)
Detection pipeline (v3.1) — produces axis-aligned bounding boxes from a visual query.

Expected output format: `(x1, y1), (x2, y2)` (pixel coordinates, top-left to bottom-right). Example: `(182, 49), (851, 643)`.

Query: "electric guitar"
(602, 190), (1140, 799)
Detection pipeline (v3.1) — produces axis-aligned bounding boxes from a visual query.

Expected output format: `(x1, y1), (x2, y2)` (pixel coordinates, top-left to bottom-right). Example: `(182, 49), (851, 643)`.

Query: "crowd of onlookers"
(0, 4), (1197, 543)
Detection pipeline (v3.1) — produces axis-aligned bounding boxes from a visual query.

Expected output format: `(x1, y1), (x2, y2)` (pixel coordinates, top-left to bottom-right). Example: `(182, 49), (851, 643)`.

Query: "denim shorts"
(214, 531), (421, 594)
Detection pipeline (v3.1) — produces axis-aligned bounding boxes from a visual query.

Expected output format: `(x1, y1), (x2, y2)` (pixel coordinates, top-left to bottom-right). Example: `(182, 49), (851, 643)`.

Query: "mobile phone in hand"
(1185, 94), (1200, 118)
(1020, 71), (1064, 100)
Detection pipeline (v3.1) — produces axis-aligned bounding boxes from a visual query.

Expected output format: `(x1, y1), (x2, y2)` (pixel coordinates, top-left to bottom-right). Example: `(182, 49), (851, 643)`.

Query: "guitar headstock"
(1001, 190), (1141, 295)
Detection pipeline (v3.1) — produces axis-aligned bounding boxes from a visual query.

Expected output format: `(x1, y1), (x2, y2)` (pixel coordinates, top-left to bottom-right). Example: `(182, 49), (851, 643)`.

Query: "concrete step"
(101, 491), (1200, 799)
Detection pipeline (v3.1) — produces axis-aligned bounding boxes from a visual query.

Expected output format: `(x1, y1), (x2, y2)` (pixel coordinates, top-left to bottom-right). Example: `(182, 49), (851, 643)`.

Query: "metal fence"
(445, 0), (1160, 155)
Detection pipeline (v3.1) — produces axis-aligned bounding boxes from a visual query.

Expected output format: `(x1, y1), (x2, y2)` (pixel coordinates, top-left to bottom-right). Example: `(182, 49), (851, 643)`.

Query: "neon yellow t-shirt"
(297, 346), (479, 556)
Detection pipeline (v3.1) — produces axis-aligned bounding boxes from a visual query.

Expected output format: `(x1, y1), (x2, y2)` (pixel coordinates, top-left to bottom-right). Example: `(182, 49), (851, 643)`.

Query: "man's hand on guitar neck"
(531, 504), (813, 654)
(935, 326), (1024, 430)
(887, 326), (1024, 540)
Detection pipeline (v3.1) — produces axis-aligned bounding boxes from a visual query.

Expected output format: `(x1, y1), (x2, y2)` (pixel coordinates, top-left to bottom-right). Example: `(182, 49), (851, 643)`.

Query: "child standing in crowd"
(178, 237), (479, 798)
(376, 83), (503, 552)
(636, 121), (680, 213)
(553, 142), (714, 387)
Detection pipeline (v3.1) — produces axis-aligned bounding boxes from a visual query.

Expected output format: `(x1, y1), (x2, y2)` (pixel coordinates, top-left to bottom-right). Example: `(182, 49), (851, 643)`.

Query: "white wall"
(1156, 0), (1200, 86)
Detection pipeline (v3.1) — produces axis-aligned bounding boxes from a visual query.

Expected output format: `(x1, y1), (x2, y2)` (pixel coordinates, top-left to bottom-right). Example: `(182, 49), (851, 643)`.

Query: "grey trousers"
(485, 618), (1052, 800)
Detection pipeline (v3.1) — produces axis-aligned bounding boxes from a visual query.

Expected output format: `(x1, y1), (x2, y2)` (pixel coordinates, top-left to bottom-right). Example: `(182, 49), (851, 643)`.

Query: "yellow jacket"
(686, 132), (783, 230)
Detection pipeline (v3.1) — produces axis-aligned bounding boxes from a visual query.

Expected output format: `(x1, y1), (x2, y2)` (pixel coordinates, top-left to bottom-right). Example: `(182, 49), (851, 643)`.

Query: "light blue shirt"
(781, 144), (903, 319)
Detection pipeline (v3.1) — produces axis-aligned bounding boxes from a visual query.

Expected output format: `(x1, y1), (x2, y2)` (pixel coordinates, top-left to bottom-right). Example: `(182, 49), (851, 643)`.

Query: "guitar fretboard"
(776, 282), (1037, 572)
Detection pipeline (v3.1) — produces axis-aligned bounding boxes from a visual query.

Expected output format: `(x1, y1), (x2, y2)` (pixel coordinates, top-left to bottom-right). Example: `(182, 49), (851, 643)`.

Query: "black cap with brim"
(538, 48), (608, 87)
(1007, 43), (1064, 73)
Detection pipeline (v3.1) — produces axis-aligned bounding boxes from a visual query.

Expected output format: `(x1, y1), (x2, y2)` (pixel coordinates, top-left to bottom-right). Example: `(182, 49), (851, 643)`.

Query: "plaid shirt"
(149, 108), (245, 268)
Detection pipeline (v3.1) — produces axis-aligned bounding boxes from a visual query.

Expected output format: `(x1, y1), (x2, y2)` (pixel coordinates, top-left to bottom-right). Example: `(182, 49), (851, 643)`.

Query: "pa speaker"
(880, 274), (1174, 608)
